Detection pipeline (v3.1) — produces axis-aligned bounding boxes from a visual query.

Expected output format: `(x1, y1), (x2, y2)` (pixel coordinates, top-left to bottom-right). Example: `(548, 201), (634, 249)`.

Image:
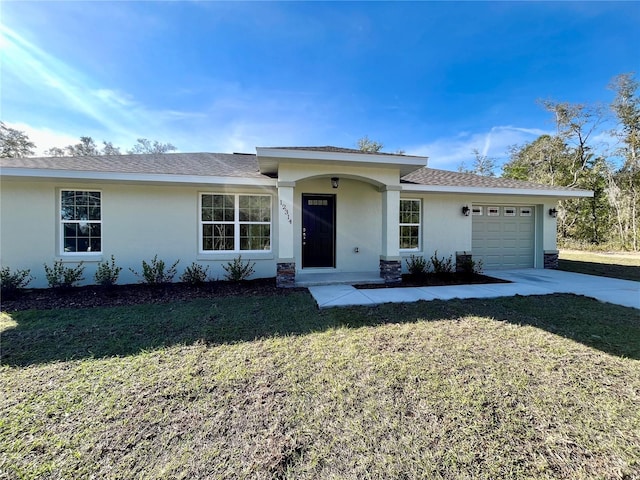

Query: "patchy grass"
(1, 293), (639, 479)
(559, 250), (640, 281)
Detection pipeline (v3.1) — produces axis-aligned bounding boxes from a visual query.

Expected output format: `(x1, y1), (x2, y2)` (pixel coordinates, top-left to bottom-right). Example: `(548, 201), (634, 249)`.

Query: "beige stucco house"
(0, 146), (592, 288)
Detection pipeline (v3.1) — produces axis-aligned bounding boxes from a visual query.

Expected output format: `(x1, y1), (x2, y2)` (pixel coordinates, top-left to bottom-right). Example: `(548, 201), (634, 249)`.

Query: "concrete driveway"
(308, 269), (640, 310)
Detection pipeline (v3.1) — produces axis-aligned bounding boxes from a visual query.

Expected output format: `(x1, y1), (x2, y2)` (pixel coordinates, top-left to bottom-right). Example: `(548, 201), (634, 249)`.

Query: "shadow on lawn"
(2, 292), (639, 366)
(559, 259), (640, 282)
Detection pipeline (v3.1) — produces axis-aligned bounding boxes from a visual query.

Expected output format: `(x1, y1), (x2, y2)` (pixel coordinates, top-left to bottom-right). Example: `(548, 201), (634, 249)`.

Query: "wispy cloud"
(1, 24), (326, 153)
(406, 125), (550, 171)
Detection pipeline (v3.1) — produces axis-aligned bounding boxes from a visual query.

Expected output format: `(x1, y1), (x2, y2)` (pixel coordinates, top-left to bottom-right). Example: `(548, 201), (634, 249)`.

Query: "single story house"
(0, 146), (592, 288)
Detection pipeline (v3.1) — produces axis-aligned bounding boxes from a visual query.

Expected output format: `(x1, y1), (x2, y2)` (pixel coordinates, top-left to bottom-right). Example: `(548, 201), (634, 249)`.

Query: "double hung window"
(60, 190), (102, 253)
(399, 199), (421, 250)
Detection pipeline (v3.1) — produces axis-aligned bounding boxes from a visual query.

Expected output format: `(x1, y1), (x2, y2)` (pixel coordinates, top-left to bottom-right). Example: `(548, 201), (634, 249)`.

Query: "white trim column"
(276, 181), (296, 287)
(380, 185), (402, 283)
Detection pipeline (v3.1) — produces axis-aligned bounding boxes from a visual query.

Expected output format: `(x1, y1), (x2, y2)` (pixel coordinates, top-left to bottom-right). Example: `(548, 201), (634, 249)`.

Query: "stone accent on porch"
(380, 259), (402, 284)
(544, 250), (559, 269)
(276, 262), (296, 288)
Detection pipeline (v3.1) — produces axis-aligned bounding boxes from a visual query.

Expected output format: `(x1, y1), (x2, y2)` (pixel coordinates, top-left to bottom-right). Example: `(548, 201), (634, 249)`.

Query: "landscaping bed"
(1, 278), (304, 312)
(356, 273), (509, 289)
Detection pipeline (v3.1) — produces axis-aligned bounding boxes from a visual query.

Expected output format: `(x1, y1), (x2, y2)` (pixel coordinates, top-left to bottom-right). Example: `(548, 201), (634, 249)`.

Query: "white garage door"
(472, 205), (535, 270)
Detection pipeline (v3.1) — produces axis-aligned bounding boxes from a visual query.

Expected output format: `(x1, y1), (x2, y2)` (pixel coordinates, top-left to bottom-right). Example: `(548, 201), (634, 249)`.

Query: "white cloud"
(406, 125), (551, 171)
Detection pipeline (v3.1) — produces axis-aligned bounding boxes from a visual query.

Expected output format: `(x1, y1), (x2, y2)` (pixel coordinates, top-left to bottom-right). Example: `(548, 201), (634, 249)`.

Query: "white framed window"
(472, 206), (483, 216)
(487, 207), (500, 216)
(520, 207), (533, 217)
(399, 199), (421, 250)
(504, 207), (516, 217)
(200, 193), (272, 252)
(60, 190), (102, 254)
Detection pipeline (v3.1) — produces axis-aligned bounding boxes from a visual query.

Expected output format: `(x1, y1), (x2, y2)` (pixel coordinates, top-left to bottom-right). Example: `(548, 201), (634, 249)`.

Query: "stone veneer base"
(380, 259), (402, 284)
(544, 251), (559, 269)
(276, 262), (296, 288)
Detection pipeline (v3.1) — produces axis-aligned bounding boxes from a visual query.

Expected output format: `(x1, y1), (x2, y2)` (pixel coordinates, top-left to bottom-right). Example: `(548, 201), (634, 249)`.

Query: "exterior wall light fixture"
(331, 177), (340, 189)
(549, 208), (558, 218)
(462, 205), (470, 216)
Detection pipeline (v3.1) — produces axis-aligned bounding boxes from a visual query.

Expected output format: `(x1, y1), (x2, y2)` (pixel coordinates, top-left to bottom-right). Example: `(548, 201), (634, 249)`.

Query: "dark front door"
(302, 194), (336, 268)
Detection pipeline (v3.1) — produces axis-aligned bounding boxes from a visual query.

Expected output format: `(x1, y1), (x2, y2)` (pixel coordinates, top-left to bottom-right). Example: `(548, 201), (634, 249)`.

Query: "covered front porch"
(254, 147), (428, 288)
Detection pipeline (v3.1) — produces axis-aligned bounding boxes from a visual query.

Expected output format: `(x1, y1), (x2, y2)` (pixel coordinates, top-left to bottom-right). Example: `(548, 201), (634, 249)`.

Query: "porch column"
(276, 181), (296, 287)
(380, 185), (402, 284)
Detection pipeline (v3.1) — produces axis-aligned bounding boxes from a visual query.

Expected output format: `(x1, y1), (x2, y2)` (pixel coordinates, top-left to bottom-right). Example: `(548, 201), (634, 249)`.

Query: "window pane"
(400, 226), (419, 249)
(240, 223), (270, 250)
(212, 223), (234, 250)
(239, 195), (270, 222)
(64, 237), (77, 252)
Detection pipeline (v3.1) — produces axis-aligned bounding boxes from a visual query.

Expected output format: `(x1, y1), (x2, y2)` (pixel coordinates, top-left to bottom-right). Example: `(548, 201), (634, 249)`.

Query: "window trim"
(59, 188), (103, 256)
(199, 193), (272, 254)
(399, 198), (421, 252)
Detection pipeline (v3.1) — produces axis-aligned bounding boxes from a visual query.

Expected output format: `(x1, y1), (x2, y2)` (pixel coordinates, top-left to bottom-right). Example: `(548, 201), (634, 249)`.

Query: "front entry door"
(302, 194), (336, 268)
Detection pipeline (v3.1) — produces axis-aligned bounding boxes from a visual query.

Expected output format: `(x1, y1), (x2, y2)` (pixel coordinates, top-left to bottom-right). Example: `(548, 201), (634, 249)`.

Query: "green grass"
(2, 293), (640, 479)
(559, 250), (640, 281)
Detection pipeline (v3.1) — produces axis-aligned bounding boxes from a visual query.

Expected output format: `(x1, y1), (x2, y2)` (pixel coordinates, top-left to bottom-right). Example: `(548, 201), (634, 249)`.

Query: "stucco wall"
(399, 192), (559, 271)
(0, 179), (278, 288)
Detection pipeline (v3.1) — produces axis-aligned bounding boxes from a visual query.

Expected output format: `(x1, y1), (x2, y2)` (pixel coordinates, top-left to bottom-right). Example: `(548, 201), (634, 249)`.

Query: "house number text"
(280, 200), (292, 224)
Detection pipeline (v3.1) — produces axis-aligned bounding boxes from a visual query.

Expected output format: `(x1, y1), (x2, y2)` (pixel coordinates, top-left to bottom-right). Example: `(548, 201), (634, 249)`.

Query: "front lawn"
(559, 249), (640, 281)
(1, 293), (639, 479)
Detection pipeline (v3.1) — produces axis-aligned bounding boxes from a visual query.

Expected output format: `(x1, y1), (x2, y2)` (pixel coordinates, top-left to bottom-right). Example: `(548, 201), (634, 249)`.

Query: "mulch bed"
(1, 278), (306, 312)
(2, 274), (509, 312)
(355, 273), (510, 289)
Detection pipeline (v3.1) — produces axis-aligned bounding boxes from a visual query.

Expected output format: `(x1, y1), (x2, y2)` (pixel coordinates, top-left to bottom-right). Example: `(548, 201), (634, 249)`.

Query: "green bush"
(94, 255), (122, 286)
(405, 255), (427, 276)
(429, 251), (454, 275)
(222, 255), (255, 282)
(0, 266), (33, 296)
(180, 263), (210, 285)
(43, 260), (85, 289)
(129, 255), (179, 285)
(458, 254), (484, 276)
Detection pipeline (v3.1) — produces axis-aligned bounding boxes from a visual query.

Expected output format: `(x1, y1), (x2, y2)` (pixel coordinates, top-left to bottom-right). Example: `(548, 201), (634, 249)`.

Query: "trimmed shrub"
(130, 255), (179, 285)
(429, 251), (454, 276)
(43, 260), (85, 289)
(458, 256), (484, 276)
(180, 263), (210, 285)
(223, 255), (255, 282)
(0, 266), (33, 296)
(94, 255), (123, 287)
(405, 255), (427, 277)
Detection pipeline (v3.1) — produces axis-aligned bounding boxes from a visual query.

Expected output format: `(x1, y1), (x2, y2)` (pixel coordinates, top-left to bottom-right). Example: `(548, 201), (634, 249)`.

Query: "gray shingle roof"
(0, 152), (268, 178)
(401, 167), (589, 192)
(1, 151), (590, 194)
(265, 146), (425, 158)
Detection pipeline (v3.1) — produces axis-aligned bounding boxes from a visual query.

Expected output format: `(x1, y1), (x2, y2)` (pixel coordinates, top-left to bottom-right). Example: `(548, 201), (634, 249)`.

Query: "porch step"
(295, 271), (384, 287)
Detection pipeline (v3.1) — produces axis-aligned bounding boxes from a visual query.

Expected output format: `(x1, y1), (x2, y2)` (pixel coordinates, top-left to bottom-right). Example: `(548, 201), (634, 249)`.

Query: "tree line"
(0, 126), (176, 157)
(502, 72), (639, 251)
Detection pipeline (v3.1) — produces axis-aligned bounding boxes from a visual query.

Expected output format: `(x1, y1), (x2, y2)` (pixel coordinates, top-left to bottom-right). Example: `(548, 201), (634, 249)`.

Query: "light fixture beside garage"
(331, 177), (339, 189)
(462, 205), (470, 216)
(548, 208), (558, 218)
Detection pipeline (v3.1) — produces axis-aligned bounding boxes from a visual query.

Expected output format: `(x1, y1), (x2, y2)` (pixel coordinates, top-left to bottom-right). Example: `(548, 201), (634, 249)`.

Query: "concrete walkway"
(308, 269), (640, 310)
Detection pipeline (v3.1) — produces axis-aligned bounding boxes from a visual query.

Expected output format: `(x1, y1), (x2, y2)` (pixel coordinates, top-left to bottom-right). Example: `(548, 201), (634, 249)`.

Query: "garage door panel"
(472, 205), (535, 269)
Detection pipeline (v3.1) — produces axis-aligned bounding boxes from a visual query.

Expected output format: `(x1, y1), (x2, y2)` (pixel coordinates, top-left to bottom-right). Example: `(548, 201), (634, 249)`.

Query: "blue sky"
(2, 1), (638, 170)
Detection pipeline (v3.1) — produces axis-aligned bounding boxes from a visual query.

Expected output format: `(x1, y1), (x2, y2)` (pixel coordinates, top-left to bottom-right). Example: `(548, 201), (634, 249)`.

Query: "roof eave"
(400, 183), (594, 198)
(256, 147), (428, 176)
(0, 168), (277, 187)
